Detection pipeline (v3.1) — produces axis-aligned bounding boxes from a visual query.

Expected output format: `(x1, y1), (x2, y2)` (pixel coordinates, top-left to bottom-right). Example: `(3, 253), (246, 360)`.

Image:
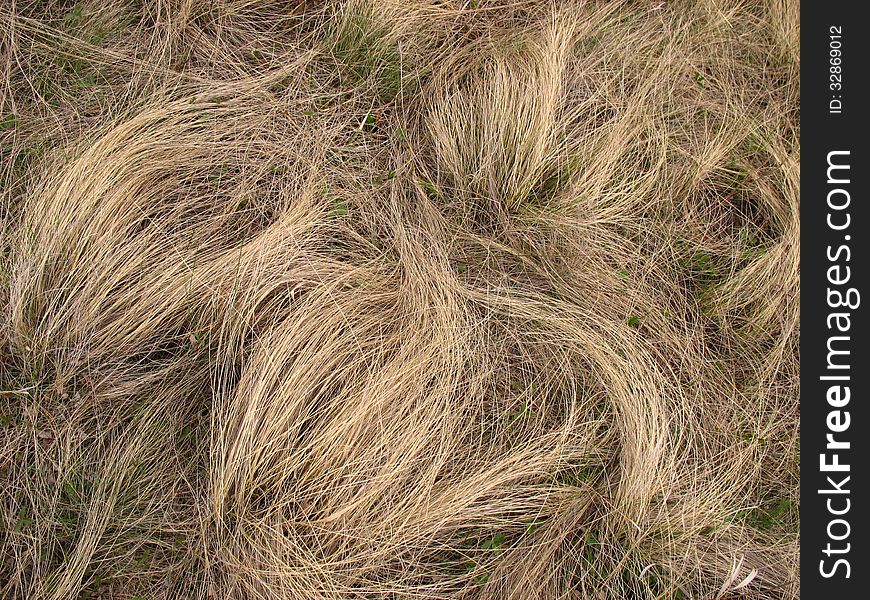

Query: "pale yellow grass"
(0, 1), (799, 598)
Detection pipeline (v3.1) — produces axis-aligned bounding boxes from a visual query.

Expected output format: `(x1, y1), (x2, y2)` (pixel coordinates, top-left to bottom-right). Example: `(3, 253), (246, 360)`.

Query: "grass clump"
(1, 1), (799, 598)
(329, 3), (404, 102)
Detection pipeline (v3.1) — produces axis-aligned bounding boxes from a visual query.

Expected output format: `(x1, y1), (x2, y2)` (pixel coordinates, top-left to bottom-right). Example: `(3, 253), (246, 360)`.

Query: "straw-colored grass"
(1, 1), (799, 598)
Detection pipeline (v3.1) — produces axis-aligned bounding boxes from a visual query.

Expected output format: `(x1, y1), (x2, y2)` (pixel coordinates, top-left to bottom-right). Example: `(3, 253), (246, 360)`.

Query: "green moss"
(746, 497), (795, 531)
(0, 113), (18, 130)
(331, 197), (349, 217)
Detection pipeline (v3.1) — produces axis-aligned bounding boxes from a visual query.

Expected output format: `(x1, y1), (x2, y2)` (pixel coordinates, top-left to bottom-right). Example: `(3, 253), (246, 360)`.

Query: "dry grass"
(0, 1), (799, 598)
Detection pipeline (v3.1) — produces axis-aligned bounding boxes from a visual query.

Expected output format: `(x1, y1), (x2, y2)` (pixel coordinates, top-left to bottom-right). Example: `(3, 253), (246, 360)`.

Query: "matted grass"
(1, 1), (798, 598)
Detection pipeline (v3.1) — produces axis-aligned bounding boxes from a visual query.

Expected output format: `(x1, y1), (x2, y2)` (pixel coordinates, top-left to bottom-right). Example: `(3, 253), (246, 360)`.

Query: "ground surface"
(1, 1), (799, 598)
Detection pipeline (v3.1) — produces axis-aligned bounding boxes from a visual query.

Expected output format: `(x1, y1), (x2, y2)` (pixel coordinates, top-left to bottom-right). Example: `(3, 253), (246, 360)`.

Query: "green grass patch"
(330, 7), (404, 102)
